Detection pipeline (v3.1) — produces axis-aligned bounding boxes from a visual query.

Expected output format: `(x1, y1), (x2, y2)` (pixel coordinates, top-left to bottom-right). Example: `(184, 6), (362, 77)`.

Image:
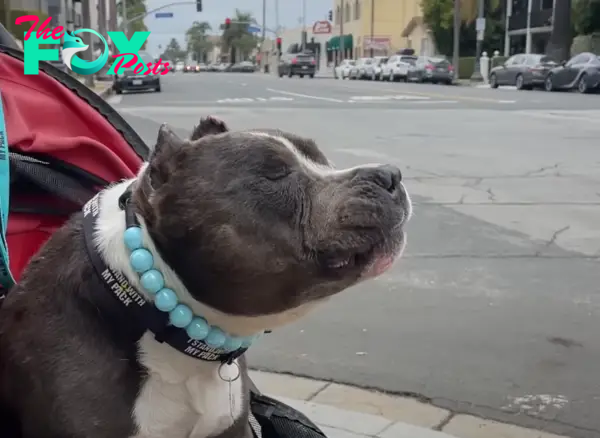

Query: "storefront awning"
(327, 34), (353, 51)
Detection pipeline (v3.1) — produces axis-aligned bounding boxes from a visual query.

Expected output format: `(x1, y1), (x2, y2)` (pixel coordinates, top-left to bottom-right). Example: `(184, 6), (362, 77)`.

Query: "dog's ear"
(190, 116), (229, 141)
(147, 123), (185, 187)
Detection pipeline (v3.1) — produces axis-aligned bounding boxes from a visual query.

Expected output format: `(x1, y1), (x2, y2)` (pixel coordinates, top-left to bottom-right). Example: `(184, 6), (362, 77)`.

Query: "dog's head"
(132, 117), (411, 334)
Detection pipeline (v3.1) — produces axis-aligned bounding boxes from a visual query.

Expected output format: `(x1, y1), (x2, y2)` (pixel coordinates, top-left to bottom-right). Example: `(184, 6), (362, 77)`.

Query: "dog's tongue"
(363, 254), (396, 278)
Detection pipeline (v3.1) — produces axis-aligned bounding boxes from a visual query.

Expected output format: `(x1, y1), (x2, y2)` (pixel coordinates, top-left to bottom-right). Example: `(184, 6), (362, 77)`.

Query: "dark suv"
(278, 52), (316, 78)
(113, 51), (161, 94)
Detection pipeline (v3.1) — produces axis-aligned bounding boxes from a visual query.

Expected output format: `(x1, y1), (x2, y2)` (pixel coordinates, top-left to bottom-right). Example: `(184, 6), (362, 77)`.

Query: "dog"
(0, 116), (411, 438)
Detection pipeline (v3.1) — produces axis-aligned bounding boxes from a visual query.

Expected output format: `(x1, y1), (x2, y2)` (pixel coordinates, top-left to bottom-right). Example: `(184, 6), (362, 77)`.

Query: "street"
(110, 73), (600, 438)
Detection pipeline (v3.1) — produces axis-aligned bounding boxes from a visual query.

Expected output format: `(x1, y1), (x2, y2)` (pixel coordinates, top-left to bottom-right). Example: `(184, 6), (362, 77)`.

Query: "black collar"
(82, 190), (248, 364)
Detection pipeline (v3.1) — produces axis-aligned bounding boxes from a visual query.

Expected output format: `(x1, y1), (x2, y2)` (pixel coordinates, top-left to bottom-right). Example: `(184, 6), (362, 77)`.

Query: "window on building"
(345, 3), (350, 22)
(335, 5), (341, 24)
(354, 0), (360, 20)
(511, 0), (527, 14)
(541, 0), (553, 9)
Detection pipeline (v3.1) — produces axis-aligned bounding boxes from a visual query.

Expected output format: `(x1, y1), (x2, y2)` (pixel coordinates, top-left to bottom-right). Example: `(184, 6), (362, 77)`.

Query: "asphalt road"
(109, 73), (600, 438)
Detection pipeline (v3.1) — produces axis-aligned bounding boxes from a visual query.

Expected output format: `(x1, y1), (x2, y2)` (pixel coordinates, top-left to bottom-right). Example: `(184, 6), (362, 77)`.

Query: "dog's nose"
(356, 165), (402, 194)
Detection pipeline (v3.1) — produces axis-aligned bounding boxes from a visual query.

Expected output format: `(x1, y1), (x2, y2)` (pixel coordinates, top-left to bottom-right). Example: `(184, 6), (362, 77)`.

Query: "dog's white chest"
(132, 333), (244, 438)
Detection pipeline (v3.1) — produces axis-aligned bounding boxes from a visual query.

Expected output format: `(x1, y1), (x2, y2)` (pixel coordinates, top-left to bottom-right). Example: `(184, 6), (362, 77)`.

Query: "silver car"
(406, 56), (454, 84)
(349, 57), (373, 80)
(364, 56), (389, 80)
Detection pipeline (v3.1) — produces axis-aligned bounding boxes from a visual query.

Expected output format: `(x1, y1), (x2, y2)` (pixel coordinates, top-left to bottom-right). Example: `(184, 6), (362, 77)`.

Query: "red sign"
(312, 21), (332, 34)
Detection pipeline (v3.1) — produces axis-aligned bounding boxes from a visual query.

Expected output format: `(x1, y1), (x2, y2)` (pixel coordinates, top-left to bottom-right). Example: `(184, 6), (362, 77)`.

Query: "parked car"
(113, 51), (161, 94)
(544, 52), (600, 94)
(364, 56), (389, 80)
(334, 59), (355, 79)
(406, 56), (454, 84)
(198, 63), (208, 72)
(349, 57), (373, 80)
(230, 61), (256, 72)
(175, 61), (185, 72)
(489, 53), (557, 90)
(278, 52), (316, 78)
(380, 54), (417, 81)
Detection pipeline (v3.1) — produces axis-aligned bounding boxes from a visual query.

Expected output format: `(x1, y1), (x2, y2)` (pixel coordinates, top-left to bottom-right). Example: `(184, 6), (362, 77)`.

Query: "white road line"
(497, 100), (517, 104)
(267, 88), (345, 103)
(350, 95), (431, 101)
(412, 100), (458, 104)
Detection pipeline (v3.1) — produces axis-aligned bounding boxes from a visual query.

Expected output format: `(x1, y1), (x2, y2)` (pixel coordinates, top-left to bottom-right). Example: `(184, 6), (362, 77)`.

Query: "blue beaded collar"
(81, 189), (263, 363)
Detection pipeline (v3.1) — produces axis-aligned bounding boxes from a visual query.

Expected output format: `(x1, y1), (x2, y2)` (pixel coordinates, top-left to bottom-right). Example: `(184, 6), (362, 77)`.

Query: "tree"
(160, 38), (187, 61)
(546, 0), (572, 61)
(421, 0), (504, 56)
(572, 0), (600, 35)
(185, 21), (213, 63)
(220, 9), (258, 62)
(117, 0), (148, 47)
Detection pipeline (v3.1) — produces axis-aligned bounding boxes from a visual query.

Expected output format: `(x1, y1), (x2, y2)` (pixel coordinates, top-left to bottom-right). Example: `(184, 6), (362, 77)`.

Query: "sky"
(141, 0), (330, 56)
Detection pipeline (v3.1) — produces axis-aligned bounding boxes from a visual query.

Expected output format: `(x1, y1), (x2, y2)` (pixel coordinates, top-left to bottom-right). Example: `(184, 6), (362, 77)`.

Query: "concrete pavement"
(107, 72), (600, 438)
(253, 371), (569, 438)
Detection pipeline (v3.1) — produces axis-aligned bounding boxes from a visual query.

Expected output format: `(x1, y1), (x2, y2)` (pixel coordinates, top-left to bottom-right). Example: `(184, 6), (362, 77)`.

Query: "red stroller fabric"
(0, 50), (146, 282)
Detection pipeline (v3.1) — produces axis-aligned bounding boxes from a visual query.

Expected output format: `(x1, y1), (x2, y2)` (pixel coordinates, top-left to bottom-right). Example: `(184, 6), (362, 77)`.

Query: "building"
(504, 0), (555, 56)
(278, 25), (332, 69)
(328, 0), (436, 62)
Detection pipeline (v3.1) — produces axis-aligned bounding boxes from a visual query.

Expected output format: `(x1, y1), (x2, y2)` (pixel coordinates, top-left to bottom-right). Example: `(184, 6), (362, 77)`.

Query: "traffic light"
(328, 10), (332, 21)
(276, 37), (282, 52)
(196, 0), (202, 12)
(224, 18), (231, 30)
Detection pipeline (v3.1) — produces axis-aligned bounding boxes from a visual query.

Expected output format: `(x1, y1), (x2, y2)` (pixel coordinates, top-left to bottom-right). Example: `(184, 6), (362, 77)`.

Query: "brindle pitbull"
(0, 117), (411, 438)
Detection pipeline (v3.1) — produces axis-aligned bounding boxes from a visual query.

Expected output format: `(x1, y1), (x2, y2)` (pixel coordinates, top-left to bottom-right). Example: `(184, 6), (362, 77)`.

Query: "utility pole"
(81, 0), (95, 87)
(369, 0), (374, 57)
(3, 0), (10, 35)
(121, 0), (128, 35)
(261, 0), (266, 42)
(525, 0), (532, 53)
(452, 0), (459, 76)
(275, 0), (280, 69)
(339, 0), (344, 63)
(260, 0), (266, 71)
(109, 0), (117, 32)
(301, 0), (306, 51)
(470, 0), (484, 82)
(98, 0), (107, 35)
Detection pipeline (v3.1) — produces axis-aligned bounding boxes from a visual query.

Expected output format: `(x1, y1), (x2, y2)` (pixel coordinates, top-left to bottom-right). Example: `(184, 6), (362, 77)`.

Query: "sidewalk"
(251, 370), (570, 438)
(78, 78), (114, 99)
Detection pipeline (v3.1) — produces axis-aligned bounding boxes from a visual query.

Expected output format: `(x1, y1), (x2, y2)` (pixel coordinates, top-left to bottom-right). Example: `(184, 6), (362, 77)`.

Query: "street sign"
(155, 12), (174, 18)
(312, 20), (332, 34)
(475, 17), (486, 32)
(247, 25), (261, 33)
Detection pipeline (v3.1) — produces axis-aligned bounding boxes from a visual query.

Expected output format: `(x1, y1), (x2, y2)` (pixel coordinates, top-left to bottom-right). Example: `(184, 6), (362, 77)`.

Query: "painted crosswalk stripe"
(350, 95), (431, 101)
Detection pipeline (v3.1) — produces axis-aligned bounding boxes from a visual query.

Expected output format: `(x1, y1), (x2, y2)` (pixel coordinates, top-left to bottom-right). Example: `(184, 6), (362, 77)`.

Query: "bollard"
(480, 52), (490, 85)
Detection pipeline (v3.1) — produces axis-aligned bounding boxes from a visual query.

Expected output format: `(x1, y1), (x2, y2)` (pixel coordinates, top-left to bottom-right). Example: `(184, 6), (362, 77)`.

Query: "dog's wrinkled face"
(134, 118), (411, 318)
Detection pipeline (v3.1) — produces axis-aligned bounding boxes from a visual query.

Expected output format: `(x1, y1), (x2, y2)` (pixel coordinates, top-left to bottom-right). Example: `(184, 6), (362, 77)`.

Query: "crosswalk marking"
(350, 95), (431, 101)
(216, 97), (294, 103)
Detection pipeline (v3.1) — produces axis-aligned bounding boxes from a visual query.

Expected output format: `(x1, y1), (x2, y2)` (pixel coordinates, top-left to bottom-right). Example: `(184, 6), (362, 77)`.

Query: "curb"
(250, 370), (571, 438)
(97, 85), (114, 99)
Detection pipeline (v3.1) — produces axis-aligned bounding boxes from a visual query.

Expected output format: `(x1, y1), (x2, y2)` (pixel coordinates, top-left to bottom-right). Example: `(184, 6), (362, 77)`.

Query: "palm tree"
(220, 9), (258, 62)
(185, 21), (212, 63)
(117, 0), (148, 41)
